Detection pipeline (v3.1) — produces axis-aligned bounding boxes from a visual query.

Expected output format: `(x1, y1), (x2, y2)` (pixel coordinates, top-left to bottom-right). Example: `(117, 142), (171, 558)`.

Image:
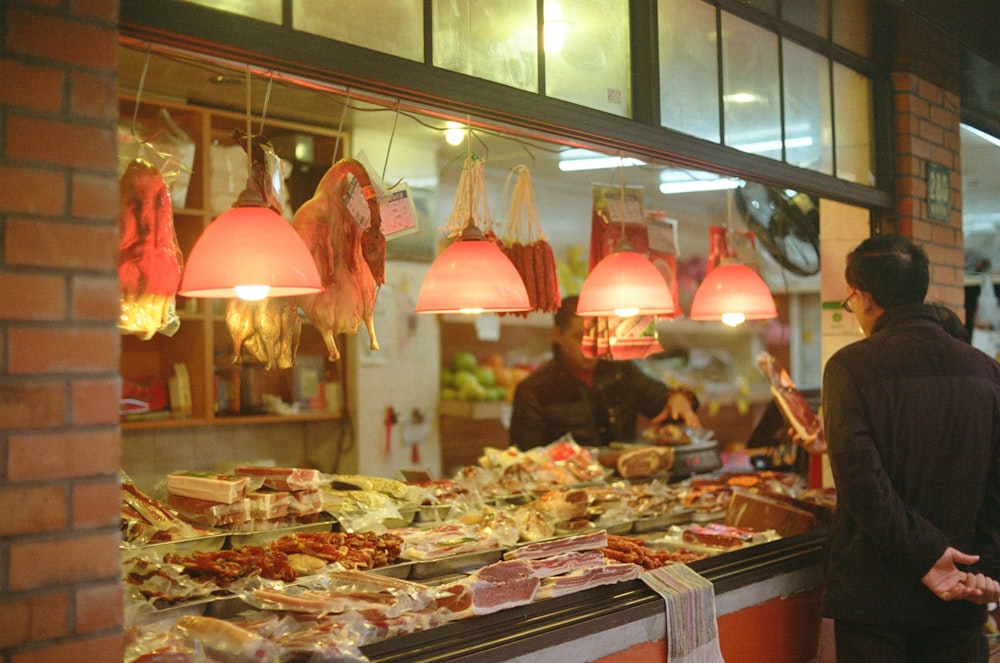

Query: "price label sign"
(926, 161), (950, 221)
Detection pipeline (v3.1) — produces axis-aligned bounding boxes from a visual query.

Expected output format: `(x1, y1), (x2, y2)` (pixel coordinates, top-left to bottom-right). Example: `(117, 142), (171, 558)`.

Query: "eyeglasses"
(841, 290), (858, 313)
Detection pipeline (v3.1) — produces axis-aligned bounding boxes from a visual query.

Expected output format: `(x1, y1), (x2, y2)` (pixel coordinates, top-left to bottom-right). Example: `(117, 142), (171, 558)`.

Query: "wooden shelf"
(118, 95), (347, 431)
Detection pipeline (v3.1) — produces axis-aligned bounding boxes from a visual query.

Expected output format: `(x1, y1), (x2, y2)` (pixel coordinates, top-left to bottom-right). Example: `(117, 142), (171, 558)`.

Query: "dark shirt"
(822, 303), (1000, 628)
(509, 352), (694, 450)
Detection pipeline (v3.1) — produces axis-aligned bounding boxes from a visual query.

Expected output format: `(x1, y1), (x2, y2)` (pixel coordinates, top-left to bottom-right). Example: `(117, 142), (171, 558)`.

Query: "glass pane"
(178, 0), (281, 24)
(432, 0), (538, 92)
(658, 0), (720, 143)
(294, 0), (423, 62)
(782, 39), (832, 174)
(832, 0), (870, 57)
(781, 0), (829, 39)
(833, 62), (874, 184)
(722, 13), (781, 160)
(741, 0), (777, 16)
(544, 0), (632, 117)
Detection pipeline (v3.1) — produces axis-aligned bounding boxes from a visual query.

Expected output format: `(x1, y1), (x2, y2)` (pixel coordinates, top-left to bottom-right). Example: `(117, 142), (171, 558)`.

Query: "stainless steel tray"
(227, 518), (334, 548)
(631, 507), (695, 533)
(121, 532), (227, 561)
(409, 548), (503, 580)
(368, 561), (415, 579)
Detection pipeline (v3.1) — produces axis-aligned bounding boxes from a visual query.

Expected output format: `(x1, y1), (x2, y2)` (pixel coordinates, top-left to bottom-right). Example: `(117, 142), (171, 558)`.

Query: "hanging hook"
(382, 98), (401, 181)
(333, 86), (351, 165)
(244, 64), (253, 183)
(130, 43), (152, 138)
(258, 69), (274, 135)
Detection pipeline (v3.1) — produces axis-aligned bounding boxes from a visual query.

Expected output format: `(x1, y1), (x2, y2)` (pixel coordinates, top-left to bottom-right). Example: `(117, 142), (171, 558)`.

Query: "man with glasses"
(822, 234), (1000, 662)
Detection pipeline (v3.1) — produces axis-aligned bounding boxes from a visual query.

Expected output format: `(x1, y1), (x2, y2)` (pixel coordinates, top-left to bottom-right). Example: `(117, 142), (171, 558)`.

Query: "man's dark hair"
(554, 295), (579, 330)
(845, 235), (929, 308)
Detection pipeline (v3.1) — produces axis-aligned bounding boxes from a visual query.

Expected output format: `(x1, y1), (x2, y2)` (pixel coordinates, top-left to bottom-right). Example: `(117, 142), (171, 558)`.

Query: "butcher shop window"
(177, 0), (281, 24)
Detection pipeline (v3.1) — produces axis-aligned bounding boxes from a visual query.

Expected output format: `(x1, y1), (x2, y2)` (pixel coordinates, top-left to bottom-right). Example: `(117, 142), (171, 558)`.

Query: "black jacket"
(822, 303), (1000, 627)
(509, 352), (694, 450)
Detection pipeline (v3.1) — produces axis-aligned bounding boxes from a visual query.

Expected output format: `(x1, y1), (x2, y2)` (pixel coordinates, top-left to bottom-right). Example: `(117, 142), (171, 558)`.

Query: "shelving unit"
(118, 95), (348, 430)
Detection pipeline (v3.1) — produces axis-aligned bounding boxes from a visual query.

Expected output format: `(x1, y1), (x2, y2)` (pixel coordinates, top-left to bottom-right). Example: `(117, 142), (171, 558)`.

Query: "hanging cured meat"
(758, 352), (826, 454)
(293, 158), (383, 362)
(499, 166), (561, 316)
(117, 159), (183, 340)
(226, 298), (301, 370)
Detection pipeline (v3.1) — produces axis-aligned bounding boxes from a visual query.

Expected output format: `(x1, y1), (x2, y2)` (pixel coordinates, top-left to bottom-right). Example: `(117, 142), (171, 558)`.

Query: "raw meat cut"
(535, 563), (642, 600)
(504, 529), (608, 561)
(523, 550), (607, 578)
(436, 559), (540, 618)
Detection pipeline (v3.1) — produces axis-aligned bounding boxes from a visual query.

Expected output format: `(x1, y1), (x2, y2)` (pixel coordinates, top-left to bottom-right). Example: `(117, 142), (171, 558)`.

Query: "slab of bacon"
(504, 529), (608, 561)
(757, 352), (826, 454)
(436, 559), (540, 619)
(118, 159), (183, 340)
(535, 563), (642, 600)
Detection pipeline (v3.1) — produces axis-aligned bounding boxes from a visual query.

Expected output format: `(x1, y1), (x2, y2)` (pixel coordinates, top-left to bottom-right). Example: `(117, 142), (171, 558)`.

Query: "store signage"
(926, 162), (950, 221)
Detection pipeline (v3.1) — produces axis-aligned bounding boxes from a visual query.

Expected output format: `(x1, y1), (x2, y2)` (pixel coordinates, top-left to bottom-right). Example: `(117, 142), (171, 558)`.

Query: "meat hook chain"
(333, 87), (351, 165)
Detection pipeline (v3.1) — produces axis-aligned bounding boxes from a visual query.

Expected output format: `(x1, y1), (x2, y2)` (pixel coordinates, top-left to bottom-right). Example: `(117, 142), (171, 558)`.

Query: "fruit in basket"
(451, 351), (478, 372)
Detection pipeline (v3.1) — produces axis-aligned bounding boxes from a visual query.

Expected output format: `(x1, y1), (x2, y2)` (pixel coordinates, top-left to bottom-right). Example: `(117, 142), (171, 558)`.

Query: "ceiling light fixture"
(658, 177), (743, 195)
(689, 191), (777, 326)
(178, 66), (322, 301)
(415, 118), (530, 315)
(576, 157), (674, 317)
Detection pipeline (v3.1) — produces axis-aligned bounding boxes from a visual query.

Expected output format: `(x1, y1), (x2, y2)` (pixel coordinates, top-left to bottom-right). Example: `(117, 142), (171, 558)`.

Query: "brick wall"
(0, 1), (123, 661)
(891, 8), (966, 309)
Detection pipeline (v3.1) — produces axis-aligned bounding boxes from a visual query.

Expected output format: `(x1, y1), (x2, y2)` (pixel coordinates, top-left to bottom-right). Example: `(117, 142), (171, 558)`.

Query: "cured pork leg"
(757, 352), (826, 454)
(293, 159), (382, 362)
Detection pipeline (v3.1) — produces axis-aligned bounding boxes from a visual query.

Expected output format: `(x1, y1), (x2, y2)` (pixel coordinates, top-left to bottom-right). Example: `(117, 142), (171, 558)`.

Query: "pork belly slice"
(535, 563), (643, 600)
(503, 529), (609, 561)
(436, 559), (540, 619)
(523, 550), (607, 578)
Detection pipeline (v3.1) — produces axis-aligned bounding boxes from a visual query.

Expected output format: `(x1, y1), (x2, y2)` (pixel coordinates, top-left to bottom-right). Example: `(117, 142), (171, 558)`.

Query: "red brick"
(8, 327), (119, 375)
(7, 8), (116, 72)
(8, 532), (120, 591)
(8, 429), (120, 481)
(72, 478), (119, 529)
(11, 632), (124, 663)
(71, 274), (119, 322)
(0, 382), (66, 429)
(75, 581), (122, 633)
(70, 70), (117, 123)
(0, 272), (67, 320)
(71, 171), (118, 220)
(918, 118), (944, 146)
(7, 114), (117, 171)
(0, 485), (68, 536)
(0, 592), (70, 648)
(0, 58), (65, 112)
(917, 77), (944, 106)
(5, 218), (117, 271)
(71, 377), (120, 426)
(0, 166), (66, 215)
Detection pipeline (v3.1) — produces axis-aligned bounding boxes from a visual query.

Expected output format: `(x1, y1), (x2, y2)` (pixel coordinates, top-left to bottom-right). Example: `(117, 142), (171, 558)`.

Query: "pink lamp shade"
(689, 261), (777, 326)
(415, 233), (531, 314)
(576, 251), (675, 317)
(178, 204), (323, 300)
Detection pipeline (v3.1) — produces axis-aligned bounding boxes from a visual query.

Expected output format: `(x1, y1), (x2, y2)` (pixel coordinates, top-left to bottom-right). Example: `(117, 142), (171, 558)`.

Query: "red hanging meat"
(118, 159), (183, 340)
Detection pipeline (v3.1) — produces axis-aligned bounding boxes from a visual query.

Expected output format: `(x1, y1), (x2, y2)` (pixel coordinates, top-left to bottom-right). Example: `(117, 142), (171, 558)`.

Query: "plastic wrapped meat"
(118, 159), (183, 340)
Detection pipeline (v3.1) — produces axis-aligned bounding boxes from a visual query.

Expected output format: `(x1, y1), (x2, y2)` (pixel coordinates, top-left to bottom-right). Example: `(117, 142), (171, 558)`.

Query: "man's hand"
(921, 547), (999, 603)
(651, 391), (701, 428)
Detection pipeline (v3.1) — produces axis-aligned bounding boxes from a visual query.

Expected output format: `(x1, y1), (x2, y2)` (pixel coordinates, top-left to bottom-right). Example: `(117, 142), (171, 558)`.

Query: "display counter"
(361, 529), (825, 663)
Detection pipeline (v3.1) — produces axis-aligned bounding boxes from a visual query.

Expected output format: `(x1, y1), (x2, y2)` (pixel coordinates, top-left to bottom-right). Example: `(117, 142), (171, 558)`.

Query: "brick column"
(0, 1), (123, 660)
(890, 8), (965, 308)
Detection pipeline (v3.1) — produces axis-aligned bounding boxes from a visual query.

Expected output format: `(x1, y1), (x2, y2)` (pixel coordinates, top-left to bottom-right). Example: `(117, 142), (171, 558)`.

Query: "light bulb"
(459, 307), (484, 315)
(444, 122), (465, 146)
(614, 307), (640, 318)
(721, 312), (746, 327)
(235, 284), (271, 301)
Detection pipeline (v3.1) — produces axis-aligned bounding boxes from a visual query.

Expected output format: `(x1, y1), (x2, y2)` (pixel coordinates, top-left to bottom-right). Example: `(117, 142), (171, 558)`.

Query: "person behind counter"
(822, 235), (1000, 662)
(508, 295), (701, 451)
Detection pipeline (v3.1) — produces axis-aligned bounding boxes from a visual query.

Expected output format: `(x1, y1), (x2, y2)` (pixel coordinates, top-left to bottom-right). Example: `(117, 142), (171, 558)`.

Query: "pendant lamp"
(689, 190), (777, 326)
(576, 159), (675, 317)
(177, 67), (322, 302)
(689, 260), (777, 326)
(414, 224), (531, 314)
(415, 123), (530, 315)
